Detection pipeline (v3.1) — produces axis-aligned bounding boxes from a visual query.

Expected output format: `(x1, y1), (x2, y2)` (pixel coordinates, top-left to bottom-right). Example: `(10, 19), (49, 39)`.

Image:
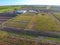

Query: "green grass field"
(0, 5), (60, 45)
(3, 13), (60, 32)
(54, 12), (60, 20)
(0, 6), (22, 13)
(3, 13), (35, 28)
(0, 30), (60, 45)
(33, 13), (60, 31)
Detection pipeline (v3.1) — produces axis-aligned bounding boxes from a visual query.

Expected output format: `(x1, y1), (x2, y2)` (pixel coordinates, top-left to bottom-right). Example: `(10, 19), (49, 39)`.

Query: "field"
(0, 6), (22, 13)
(0, 5), (60, 45)
(53, 12), (60, 20)
(3, 13), (60, 32)
(0, 30), (60, 45)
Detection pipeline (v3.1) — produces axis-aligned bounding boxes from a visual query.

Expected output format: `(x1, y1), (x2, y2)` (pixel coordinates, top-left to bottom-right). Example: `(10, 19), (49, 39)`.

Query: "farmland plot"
(2, 13), (60, 32)
(33, 13), (60, 31)
(3, 13), (35, 28)
(53, 13), (60, 20)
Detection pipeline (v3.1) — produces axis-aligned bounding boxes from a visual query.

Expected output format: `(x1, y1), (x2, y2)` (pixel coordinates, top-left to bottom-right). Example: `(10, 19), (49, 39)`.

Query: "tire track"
(26, 14), (37, 29)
